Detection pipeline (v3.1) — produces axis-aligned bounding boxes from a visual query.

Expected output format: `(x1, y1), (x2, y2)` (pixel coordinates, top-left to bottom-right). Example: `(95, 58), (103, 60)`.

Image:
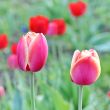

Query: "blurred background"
(0, 0), (110, 110)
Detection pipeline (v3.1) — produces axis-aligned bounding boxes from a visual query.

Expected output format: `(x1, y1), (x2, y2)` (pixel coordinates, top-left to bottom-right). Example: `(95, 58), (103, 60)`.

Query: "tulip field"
(0, 0), (110, 110)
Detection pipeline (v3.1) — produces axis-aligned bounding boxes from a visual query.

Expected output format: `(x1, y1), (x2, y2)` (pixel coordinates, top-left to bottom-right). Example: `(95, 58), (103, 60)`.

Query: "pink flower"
(17, 32), (48, 72)
(107, 91), (110, 98)
(0, 86), (5, 97)
(47, 22), (58, 36)
(7, 54), (19, 70)
(70, 49), (101, 85)
(52, 19), (66, 35)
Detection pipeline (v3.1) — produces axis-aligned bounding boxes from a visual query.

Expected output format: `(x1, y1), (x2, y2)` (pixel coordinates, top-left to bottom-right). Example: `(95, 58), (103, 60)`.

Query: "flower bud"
(0, 34), (8, 50)
(69, 1), (87, 17)
(52, 19), (66, 35)
(11, 43), (18, 54)
(7, 54), (19, 70)
(70, 49), (101, 85)
(17, 32), (48, 72)
(29, 15), (49, 34)
(47, 22), (58, 36)
(0, 86), (5, 97)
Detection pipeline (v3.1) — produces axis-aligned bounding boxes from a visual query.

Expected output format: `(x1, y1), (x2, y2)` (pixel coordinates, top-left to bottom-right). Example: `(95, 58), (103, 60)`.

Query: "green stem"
(78, 86), (83, 110)
(75, 18), (80, 41)
(0, 100), (1, 110)
(0, 99), (3, 110)
(31, 73), (35, 110)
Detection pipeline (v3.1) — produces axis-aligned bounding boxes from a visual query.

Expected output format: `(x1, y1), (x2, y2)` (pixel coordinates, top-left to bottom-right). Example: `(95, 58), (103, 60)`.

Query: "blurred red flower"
(7, 54), (19, 70)
(11, 43), (18, 54)
(29, 15), (49, 34)
(0, 86), (5, 97)
(47, 22), (58, 36)
(107, 91), (110, 98)
(69, 1), (87, 17)
(0, 34), (8, 50)
(52, 19), (66, 35)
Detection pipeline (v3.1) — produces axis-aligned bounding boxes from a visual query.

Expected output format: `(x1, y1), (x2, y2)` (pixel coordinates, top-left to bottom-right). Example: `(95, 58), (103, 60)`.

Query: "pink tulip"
(47, 22), (57, 36)
(0, 86), (5, 97)
(7, 54), (19, 70)
(70, 49), (101, 85)
(107, 91), (110, 98)
(17, 32), (48, 72)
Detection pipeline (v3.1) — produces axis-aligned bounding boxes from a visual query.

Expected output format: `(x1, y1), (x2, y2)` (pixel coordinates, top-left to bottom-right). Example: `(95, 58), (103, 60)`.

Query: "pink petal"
(71, 50), (80, 65)
(89, 49), (99, 59)
(29, 33), (48, 72)
(70, 50), (80, 74)
(0, 86), (5, 97)
(71, 56), (100, 85)
(47, 22), (58, 36)
(17, 37), (27, 71)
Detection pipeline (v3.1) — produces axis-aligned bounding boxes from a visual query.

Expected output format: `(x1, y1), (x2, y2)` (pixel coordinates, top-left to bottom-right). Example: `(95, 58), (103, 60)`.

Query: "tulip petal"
(0, 86), (5, 97)
(71, 56), (100, 85)
(17, 37), (28, 71)
(29, 33), (48, 72)
(70, 50), (80, 73)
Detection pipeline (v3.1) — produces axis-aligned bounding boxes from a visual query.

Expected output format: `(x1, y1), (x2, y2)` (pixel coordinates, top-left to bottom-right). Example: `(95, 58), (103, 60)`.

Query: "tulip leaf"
(48, 86), (71, 110)
(12, 89), (23, 110)
(39, 81), (71, 110)
(89, 32), (110, 45)
(88, 32), (110, 51)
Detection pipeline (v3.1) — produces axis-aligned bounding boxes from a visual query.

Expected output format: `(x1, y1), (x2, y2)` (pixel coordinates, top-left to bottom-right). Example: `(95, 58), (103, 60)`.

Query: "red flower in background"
(0, 86), (5, 97)
(69, 0), (87, 17)
(107, 91), (110, 98)
(47, 22), (58, 36)
(7, 54), (19, 70)
(0, 34), (8, 50)
(52, 19), (66, 35)
(29, 15), (49, 34)
(11, 43), (18, 54)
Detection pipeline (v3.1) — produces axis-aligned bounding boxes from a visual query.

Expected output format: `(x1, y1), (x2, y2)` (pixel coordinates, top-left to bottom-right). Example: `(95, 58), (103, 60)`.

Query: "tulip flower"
(29, 15), (49, 34)
(0, 86), (5, 97)
(7, 54), (19, 70)
(52, 19), (66, 35)
(0, 34), (8, 50)
(107, 91), (110, 99)
(11, 43), (18, 54)
(17, 32), (48, 110)
(69, 1), (87, 17)
(70, 49), (101, 110)
(17, 32), (48, 72)
(70, 49), (101, 85)
(47, 22), (58, 36)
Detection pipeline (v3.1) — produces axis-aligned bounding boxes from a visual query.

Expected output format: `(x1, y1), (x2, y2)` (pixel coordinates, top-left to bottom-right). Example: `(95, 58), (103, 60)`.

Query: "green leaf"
(89, 32), (110, 45)
(49, 87), (71, 110)
(12, 89), (23, 110)
(39, 81), (71, 110)
(88, 32), (110, 51)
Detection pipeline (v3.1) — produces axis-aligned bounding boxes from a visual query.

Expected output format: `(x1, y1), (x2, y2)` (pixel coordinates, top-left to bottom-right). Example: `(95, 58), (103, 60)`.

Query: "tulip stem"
(78, 86), (83, 110)
(31, 73), (35, 110)
(0, 100), (1, 110)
